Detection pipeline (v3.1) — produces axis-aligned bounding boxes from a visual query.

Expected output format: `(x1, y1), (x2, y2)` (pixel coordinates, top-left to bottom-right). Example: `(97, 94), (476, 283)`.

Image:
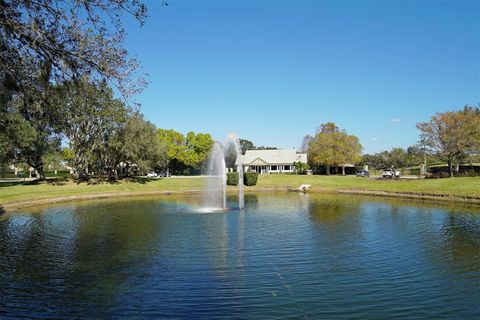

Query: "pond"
(0, 193), (479, 319)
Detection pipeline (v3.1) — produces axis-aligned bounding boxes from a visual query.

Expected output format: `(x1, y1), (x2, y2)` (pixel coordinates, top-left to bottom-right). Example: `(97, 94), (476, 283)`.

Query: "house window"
(284, 165), (291, 170)
(271, 165), (277, 171)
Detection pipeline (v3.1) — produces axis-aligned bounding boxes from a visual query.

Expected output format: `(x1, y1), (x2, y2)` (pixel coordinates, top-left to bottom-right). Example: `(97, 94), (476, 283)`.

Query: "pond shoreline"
(2, 187), (480, 213)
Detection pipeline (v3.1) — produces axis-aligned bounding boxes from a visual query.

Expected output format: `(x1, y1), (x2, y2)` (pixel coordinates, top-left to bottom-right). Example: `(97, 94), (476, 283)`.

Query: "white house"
(238, 149), (308, 174)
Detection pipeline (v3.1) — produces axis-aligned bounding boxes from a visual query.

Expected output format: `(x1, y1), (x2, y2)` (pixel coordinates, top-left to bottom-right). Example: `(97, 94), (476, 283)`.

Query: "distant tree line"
(239, 139), (278, 155)
(361, 147), (434, 171)
(302, 106), (480, 177)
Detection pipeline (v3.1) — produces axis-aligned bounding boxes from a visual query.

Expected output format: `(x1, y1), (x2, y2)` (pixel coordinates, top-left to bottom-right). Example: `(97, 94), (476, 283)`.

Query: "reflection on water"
(0, 193), (479, 319)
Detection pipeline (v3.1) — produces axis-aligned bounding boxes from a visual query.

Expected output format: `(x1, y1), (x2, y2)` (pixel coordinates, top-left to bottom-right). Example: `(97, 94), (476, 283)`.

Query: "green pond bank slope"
(1, 175), (480, 211)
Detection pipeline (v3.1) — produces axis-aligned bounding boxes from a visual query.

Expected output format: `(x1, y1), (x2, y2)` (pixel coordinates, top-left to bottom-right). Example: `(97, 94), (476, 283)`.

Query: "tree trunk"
(448, 159), (453, 178)
(34, 164), (45, 181)
(28, 159), (45, 181)
(326, 165), (331, 175)
(37, 167), (46, 181)
(342, 165), (346, 175)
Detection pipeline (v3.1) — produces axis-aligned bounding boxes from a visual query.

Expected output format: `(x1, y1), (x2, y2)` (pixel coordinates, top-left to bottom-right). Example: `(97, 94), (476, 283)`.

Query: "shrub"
(466, 169), (478, 177)
(226, 172), (239, 186)
(454, 169), (478, 177)
(244, 172), (258, 186)
(439, 172), (450, 178)
(294, 161), (310, 175)
(426, 172), (451, 179)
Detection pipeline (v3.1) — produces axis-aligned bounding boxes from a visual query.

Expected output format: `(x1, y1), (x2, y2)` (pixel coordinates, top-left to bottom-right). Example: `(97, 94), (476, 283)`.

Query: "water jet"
(202, 134), (244, 211)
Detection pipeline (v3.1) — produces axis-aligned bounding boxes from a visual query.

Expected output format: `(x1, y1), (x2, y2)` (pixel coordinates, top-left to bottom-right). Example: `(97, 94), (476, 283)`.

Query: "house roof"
(238, 149), (308, 165)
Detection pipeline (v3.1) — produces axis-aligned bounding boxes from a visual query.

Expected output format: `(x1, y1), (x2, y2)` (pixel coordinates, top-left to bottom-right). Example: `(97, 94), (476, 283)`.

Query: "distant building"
(238, 149), (308, 174)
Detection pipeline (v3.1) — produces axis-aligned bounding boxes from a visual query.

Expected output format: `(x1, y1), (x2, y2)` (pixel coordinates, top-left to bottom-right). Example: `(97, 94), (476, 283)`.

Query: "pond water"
(0, 193), (479, 319)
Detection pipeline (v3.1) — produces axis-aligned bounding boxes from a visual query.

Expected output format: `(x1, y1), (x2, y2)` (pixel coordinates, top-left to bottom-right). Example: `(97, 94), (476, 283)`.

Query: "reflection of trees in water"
(0, 209), (77, 282)
(304, 195), (367, 276)
(307, 194), (363, 225)
(381, 199), (480, 276)
(243, 193), (259, 209)
(63, 202), (162, 307)
(440, 215), (480, 272)
(0, 201), (163, 317)
(0, 209), (81, 315)
(358, 197), (480, 282)
(305, 194), (480, 277)
(243, 192), (312, 215)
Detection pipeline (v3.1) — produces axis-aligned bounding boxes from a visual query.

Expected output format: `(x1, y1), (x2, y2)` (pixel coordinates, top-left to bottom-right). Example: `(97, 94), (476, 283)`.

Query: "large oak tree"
(308, 122), (362, 175)
(417, 106), (480, 177)
(0, 0), (147, 99)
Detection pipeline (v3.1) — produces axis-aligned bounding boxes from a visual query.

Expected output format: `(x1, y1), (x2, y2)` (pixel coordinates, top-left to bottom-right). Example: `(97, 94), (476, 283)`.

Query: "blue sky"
(123, 0), (479, 154)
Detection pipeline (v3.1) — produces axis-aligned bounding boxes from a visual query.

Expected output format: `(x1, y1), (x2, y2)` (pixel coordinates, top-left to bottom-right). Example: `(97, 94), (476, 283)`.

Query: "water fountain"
(203, 141), (227, 210)
(225, 133), (244, 210)
(202, 134), (244, 211)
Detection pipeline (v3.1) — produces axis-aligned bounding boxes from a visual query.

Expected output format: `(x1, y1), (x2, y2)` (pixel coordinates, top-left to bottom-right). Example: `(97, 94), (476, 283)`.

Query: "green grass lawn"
(0, 177), (205, 205)
(255, 175), (480, 197)
(1, 175), (479, 207)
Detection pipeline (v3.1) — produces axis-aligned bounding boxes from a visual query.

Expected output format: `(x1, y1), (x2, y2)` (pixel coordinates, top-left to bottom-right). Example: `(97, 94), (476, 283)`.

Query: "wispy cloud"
(371, 137), (380, 142)
(391, 118), (401, 123)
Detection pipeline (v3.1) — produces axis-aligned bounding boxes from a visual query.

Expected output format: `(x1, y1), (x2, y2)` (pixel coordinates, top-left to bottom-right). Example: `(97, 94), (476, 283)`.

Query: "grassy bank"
(255, 175), (480, 198)
(0, 177), (205, 206)
(1, 175), (480, 209)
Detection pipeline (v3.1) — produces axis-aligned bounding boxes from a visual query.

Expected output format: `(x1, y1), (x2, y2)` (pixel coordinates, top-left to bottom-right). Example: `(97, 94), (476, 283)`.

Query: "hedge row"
(426, 170), (479, 179)
(244, 172), (258, 186)
(226, 172), (258, 186)
(226, 172), (239, 186)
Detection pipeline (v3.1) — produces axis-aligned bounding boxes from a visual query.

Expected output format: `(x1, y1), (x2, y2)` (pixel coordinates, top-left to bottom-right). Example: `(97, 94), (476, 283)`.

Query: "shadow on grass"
(126, 176), (162, 184)
(75, 176), (161, 185)
(0, 179), (43, 187)
(45, 178), (67, 186)
(0, 206), (5, 215)
(0, 181), (25, 187)
(1, 176), (160, 187)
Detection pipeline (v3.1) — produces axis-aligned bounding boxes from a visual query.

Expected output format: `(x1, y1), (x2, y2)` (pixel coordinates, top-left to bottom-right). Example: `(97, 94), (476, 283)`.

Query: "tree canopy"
(417, 105), (480, 177)
(238, 138), (277, 154)
(56, 79), (128, 179)
(308, 122), (362, 175)
(239, 139), (255, 155)
(156, 129), (214, 175)
(0, 0), (147, 99)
